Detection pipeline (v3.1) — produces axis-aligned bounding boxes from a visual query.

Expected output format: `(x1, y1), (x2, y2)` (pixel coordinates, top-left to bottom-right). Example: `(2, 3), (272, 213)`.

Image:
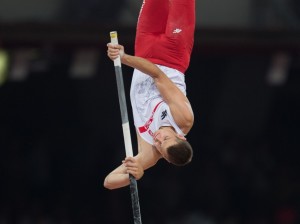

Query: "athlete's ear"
(177, 134), (186, 141)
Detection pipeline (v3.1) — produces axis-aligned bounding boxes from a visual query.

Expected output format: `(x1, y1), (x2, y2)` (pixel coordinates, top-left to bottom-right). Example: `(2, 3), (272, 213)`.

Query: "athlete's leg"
(143, 0), (195, 70)
(165, 0), (195, 38)
(137, 0), (169, 34)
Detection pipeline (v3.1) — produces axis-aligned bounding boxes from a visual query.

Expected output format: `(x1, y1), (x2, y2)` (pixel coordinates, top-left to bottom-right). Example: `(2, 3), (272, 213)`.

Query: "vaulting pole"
(110, 31), (142, 224)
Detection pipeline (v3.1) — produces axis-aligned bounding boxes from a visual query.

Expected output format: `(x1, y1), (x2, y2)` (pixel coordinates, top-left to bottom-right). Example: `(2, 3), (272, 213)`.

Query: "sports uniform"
(131, 0), (195, 145)
(135, 0), (195, 74)
(130, 65), (186, 145)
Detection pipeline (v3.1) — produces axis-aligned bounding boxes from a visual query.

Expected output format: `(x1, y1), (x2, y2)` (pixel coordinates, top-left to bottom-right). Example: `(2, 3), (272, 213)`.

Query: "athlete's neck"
(159, 126), (175, 132)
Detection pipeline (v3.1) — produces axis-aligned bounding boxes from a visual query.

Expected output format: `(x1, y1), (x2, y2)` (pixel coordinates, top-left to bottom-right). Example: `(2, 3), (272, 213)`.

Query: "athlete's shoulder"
(136, 135), (161, 169)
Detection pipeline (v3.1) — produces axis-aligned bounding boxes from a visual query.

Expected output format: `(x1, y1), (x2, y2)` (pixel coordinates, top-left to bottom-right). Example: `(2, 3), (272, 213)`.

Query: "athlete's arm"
(103, 156), (144, 190)
(103, 138), (161, 190)
(107, 43), (194, 134)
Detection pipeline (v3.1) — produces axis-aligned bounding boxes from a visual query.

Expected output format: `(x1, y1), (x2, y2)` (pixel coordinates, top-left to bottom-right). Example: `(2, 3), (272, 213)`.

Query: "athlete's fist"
(122, 157), (144, 180)
(107, 43), (125, 61)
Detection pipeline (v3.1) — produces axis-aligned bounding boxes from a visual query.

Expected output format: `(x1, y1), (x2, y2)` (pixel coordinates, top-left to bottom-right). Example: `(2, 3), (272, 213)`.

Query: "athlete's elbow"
(185, 114), (194, 129)
(103, 177), (116, 190)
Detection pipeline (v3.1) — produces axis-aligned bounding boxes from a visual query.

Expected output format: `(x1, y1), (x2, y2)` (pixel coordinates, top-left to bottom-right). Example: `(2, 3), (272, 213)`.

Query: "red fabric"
(135, 0), (195, 74)
(138, 101), (163, 133)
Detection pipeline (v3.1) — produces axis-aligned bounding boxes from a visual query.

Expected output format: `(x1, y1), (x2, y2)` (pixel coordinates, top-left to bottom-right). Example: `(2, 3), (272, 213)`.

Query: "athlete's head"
(166, 138), (193, 166)
(153, 127), (193, 166)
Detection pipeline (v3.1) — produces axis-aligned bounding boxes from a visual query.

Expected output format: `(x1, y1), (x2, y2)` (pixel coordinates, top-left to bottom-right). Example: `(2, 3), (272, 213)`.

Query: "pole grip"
(110, 31), (121, 67)
(109, 31), (143, 223)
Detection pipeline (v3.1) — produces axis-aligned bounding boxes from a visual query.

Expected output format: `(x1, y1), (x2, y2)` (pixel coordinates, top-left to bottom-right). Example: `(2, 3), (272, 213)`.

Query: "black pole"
(110, 31), (142, 224)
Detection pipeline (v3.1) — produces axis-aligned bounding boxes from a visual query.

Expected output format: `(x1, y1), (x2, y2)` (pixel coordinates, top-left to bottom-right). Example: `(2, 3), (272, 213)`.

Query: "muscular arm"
(109, 44), (194, 134)
(104, 133), (161, 190)
(104, 157), (144, 190)
(103, 154), (160, 190)
(103, 163), (132, 190)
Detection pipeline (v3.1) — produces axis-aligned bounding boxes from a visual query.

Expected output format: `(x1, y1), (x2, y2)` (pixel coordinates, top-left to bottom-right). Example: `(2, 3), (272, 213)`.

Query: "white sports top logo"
(173, 28), (182, 34)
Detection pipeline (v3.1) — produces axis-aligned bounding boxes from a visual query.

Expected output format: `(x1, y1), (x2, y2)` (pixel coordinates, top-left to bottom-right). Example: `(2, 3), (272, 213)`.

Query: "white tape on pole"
(122, 122), (133, 157)
(110, 31), (142, 224)
(110, 31), (122, 67)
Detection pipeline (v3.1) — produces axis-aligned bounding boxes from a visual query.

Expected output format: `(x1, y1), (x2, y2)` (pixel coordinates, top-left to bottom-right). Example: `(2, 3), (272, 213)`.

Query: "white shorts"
(130, 65), (186, 144)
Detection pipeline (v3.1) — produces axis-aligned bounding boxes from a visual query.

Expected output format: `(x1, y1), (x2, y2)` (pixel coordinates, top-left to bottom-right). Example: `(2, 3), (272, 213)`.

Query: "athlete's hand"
(107, 43), (125, 61)
(122, 157), (144, 180)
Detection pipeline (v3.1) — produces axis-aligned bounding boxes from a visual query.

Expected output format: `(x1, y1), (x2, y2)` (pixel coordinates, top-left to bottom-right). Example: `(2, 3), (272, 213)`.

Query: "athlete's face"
(153, 127), (186, 161)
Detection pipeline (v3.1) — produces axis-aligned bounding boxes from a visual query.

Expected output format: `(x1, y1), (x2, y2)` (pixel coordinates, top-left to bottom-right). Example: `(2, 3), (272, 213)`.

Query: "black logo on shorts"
(161, 110), (167, 120)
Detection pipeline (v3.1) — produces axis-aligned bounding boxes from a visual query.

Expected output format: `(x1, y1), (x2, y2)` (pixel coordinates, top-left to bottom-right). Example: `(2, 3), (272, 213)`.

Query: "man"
(104, 0), (195, 190)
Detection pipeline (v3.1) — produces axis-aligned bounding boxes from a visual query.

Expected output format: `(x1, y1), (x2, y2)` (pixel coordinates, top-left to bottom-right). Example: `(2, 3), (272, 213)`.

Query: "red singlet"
(135, 0), (195, 74)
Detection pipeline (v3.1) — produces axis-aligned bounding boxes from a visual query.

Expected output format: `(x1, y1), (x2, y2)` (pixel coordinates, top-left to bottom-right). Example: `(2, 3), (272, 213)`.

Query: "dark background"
(0, 0), (300, 223)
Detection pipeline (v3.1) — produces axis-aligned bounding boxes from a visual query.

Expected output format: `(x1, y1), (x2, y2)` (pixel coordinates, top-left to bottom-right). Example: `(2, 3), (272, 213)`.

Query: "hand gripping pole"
(110, 31), (142, 224)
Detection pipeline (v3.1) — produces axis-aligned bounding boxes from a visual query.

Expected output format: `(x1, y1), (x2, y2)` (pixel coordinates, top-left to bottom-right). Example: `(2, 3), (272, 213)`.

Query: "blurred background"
(0, 0), (300, 223)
